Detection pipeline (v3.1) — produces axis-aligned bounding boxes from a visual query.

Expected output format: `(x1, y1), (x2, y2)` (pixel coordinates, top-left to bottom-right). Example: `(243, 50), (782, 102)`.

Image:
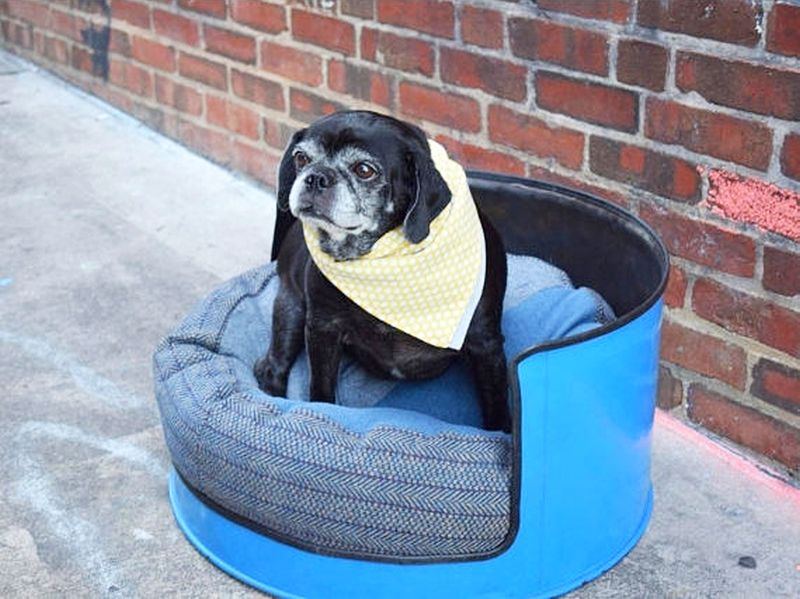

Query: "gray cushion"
(153, 257), (613, 558)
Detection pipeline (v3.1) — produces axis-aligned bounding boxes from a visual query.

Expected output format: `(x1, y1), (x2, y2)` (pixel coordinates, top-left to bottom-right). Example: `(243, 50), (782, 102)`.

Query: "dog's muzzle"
(303, 167), (336, 193)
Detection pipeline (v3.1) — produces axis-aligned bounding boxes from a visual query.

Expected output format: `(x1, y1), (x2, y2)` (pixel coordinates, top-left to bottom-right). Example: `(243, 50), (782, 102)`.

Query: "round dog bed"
(155, 172), (668, 598)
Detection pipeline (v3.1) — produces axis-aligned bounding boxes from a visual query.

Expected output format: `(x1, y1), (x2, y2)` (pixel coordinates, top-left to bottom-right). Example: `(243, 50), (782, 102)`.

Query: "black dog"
(255, 111), (510, 431)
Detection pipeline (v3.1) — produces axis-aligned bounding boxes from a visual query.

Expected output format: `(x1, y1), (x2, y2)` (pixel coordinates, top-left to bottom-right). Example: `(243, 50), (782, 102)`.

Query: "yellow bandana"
(303, 140), (486, 350)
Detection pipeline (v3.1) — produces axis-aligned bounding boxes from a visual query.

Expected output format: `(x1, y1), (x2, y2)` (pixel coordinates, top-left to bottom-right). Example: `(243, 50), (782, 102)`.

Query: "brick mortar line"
(663, 355), (800, 432)
(452, 0), (462, 45)
(669, 252), (799, 313)
(667, 299), (800, 371)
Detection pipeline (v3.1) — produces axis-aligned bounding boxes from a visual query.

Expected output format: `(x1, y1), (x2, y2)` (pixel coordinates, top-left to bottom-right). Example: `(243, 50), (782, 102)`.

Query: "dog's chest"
(340, 317), (456, 381)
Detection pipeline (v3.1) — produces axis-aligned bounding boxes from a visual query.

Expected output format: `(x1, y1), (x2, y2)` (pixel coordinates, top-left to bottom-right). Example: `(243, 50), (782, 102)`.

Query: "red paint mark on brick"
(704, 169), (800, 241)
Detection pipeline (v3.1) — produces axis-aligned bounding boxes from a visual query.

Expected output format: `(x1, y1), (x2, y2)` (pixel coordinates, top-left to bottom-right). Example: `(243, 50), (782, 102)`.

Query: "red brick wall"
(2, 0), (799, 476)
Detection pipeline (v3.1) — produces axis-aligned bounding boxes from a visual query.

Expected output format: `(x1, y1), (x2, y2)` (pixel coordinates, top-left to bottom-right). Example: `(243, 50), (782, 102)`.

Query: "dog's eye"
(352, 162), (377, 180)
(293, 152), (310, 169)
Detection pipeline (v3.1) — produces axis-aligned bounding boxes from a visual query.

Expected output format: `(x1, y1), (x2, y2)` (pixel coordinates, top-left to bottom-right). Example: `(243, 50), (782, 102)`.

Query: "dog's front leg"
(464, 334), (510, 433)
(305, 321), (343, 403)
(255, 283), (305, 397)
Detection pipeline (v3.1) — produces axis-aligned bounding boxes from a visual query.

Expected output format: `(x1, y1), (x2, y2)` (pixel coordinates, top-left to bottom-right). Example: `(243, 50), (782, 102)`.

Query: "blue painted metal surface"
(168, 297), (663, 598)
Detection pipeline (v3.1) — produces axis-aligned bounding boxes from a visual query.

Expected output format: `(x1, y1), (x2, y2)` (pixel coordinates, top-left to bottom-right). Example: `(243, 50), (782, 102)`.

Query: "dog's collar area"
(303, 140), (486, 350)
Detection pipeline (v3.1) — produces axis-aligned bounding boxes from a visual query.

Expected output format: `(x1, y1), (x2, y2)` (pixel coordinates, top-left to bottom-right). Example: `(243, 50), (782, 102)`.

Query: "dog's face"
(277, 111), (451, 260)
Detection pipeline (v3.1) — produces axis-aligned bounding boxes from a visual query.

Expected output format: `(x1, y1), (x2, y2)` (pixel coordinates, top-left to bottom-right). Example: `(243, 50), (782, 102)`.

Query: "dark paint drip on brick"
(79, 0), (111, 80)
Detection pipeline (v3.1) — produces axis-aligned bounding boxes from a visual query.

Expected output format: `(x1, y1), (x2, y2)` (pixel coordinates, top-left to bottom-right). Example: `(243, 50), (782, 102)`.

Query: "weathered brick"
(129, 102), (174, 137)
(676, 52), (800, 121)
(153, 9), (200, 46)
(664, 264), (688, 308)
(34, 31), (44, 55)
(290, 88), (347, 124)
(537, 0), (631, 24)
(109, 58), (153, 97)
(90, 82), (134, 114)
(399, 82), (481, 132)
(292, 9), (356, 56)
(155, 74), (203, 115)
(7, 0), (51, 28)
(526, 165), (629, 207)
(264, 117), (297, 150)
(260, 41), (323, 87)
(361, 28), (435, 77)
(763, 245), (800, 297)
(376, 0), (455, 39)
(768, 2), (800, 58)
(341, 0), (375, 19)
(645, 98), (773, 171)
(178, 119), (232, 166)
(43, 35), (69, 65)
(206, 95), (260, 140)
(537, 71), (638, 132)
(751, 358), (800, 417)
(204, 25), (256, 64)
(178, 52), (227, 90)
(638, 0), (760, 46)
(110, 28), (131, 58)
(50, 9), (85, 42)
(7, 22), (34, 50)
(178, 0), (226, 19)
(640, 203), (756, 276)
(435, 136), (526, 176)
(692, 277), (800, 356)
(489, 105), (584, 170)
(231, 69), (284, 111)
(328, 60), (392, 108)
(617, 39), (667, 91)
(781, 133), (800, 181)
(441, 48), (527, 102)
(131, 36), (176, 72)
(231, 0), (286, 34)
(71, 45), (95, 74)
(361, 27), (378, 61)
(112, 0), (150, 29)
(688, 384), (800, 471)
(657, 366), (684, 410)
(460, 4), (503, 49)
(509, 17), (608, 75)
(232, 140), (279, 186)
(661, 319), (747, 389)
(590, 138), (701, 203)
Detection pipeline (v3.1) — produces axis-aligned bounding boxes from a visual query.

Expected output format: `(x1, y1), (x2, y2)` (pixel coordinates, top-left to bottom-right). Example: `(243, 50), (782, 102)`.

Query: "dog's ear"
(276, 129), (306, 211)
(402, 143), (451, 244)
(271, 129), (305, 261)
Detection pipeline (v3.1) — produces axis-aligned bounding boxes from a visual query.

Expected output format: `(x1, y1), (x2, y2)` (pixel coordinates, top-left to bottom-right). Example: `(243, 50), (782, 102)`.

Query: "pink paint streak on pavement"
(704, 169), (800, 241)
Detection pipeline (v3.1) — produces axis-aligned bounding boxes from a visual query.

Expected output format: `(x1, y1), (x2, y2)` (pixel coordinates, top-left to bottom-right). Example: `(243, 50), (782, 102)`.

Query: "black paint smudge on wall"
(79, 0), (111, 80)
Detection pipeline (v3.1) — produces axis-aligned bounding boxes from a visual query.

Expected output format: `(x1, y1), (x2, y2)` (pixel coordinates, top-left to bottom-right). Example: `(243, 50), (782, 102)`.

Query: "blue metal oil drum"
(166, 171), (669, 598)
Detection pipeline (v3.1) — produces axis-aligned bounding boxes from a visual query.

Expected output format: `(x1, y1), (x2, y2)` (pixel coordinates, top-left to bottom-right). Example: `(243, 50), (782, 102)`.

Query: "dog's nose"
(304, 168), (336, 192)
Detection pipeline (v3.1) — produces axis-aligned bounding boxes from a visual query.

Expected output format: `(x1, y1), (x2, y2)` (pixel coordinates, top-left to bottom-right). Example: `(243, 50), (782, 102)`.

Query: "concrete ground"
(1, 50), (798, 598)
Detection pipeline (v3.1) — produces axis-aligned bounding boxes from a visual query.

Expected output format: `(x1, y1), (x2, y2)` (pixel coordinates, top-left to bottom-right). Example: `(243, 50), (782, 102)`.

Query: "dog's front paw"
(254, 357), (288, 397)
